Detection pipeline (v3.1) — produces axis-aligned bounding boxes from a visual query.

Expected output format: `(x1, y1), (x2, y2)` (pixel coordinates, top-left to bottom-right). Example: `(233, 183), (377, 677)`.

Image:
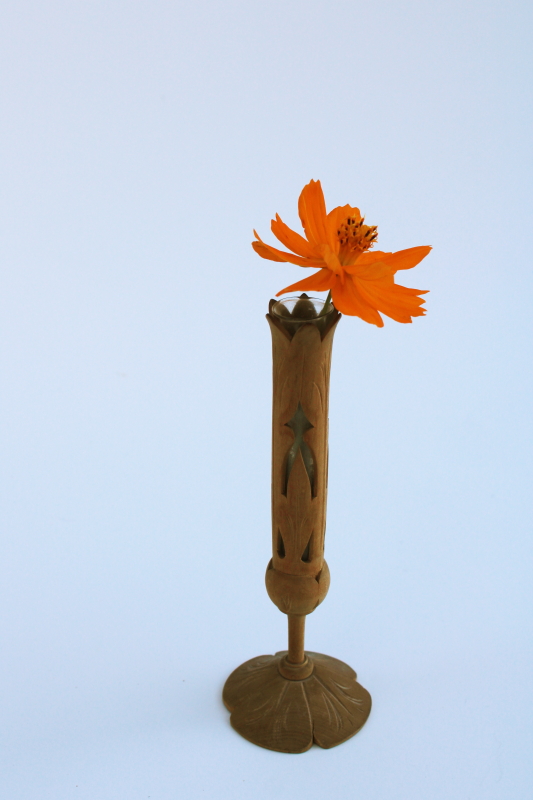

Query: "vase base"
(223, 650), (371, 753)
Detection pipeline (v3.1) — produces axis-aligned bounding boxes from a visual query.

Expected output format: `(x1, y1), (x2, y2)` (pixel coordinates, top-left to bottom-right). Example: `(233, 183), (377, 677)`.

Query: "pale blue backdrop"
(1, 1), (531, 798)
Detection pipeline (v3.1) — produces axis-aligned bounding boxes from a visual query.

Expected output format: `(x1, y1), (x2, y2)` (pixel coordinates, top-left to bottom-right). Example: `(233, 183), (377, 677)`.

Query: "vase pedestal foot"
(223, 650), (371, 753)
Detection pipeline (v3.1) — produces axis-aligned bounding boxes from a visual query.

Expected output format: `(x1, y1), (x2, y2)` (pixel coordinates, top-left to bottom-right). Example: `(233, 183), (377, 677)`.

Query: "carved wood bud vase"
(223, 295), (371, 753)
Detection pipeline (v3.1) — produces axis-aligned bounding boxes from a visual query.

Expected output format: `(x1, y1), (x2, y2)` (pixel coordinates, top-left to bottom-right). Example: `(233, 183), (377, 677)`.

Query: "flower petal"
(276, 268), (333, 296)
(385, 246), (431, 270)
(392, 283), (429, 296)
(327, 204), (362, 232)
(321, 244), (343, 276)
(298, 180), (330, 248)
(346, 260), (397, 280)
(252, 232), (323, 267)
(354, 250), (392, 265)
(331, 275), (384, 327)
(355, 278), (427, 323)
(252, 240), (286, 262)
(325, 205), (360, 252)
(355, 246), (431, 271)
(271, 214), (318, 259)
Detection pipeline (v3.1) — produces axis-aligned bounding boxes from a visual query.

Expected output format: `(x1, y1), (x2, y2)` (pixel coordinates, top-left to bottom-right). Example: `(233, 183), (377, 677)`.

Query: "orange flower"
(252, 179), (431, 327)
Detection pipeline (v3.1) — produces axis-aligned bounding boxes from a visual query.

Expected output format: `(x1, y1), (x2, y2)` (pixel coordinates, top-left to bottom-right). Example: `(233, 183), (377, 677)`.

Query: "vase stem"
(287, 614), (306, 664)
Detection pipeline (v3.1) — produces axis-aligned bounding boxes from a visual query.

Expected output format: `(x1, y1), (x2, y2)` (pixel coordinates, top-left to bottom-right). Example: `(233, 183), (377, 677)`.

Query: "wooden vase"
(223, 295), (371, 753)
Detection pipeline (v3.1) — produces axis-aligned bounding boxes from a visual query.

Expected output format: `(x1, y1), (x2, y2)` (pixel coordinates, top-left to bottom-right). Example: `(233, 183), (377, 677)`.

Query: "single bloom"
(252, 179), (431, 327)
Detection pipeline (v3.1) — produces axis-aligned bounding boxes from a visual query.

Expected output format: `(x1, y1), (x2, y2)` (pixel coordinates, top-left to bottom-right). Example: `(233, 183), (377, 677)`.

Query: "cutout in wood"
(283, 402), (316, 496)
(277, 531), (285, 558)
(301, 534), (313, 563)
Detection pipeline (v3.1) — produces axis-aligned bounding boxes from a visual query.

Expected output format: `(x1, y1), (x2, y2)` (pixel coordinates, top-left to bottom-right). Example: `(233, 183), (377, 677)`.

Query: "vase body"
(223, 296), (371, 753)
(265, 298), (339, 617)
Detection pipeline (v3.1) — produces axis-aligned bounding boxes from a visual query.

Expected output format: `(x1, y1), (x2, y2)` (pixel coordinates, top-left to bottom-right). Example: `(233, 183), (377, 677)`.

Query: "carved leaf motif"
(284, 402), (315, 495)
(275, 452), (319, 569)
(223, 651), (371, 753)
(305, 652), (371, 749)
(223, 654), (313, 753)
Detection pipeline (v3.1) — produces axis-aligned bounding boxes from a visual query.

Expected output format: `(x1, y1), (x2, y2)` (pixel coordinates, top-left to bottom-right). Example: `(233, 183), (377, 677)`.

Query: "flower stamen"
(337, 216), (378, 263)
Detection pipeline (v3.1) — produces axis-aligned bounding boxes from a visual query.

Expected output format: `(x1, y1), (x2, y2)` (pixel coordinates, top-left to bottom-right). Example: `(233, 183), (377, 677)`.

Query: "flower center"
(337, 216), (378, 262)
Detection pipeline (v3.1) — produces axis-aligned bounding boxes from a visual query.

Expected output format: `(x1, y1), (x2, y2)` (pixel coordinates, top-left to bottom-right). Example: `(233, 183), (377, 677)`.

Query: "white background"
(1, 1), (531, 797)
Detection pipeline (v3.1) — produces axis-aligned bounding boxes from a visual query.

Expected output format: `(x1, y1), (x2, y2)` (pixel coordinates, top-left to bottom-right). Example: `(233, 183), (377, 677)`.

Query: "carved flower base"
(223, 650), (371, 753)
